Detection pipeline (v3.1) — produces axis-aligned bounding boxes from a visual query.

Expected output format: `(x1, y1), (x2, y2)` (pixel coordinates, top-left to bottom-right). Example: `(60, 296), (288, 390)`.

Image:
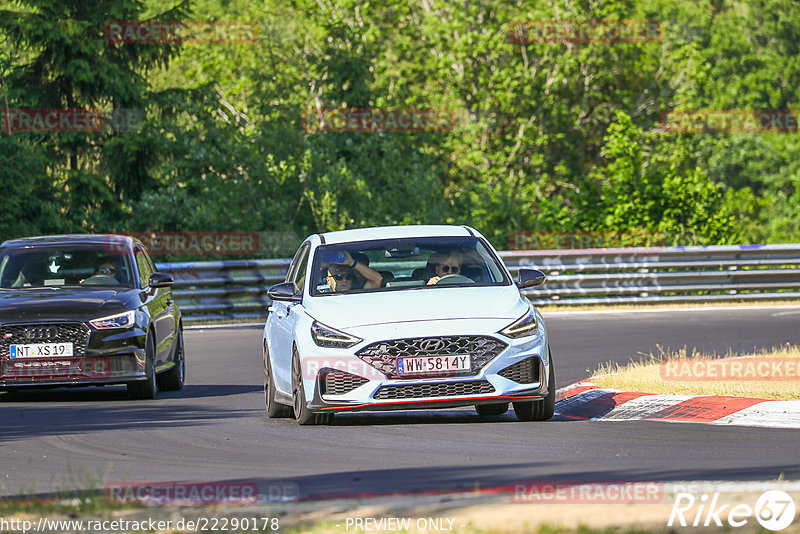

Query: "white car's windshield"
(310, 236), (510, 296)
(0, 245), (135, 289)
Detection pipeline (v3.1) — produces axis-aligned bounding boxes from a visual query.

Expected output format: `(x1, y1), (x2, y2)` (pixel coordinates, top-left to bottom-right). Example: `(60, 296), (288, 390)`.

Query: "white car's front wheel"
(291, 348), (331, 425)
(513, 349), (556, 422)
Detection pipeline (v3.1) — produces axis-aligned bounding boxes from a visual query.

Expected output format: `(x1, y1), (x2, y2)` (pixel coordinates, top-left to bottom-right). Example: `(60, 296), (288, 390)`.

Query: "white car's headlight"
(90, 310), (135, 329)
(311, 321), (362, 348)
(499, 309), (538, 339)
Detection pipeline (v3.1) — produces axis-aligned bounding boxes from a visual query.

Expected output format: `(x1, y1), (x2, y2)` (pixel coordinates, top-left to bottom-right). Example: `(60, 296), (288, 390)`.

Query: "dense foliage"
(1, 0), (798, 252)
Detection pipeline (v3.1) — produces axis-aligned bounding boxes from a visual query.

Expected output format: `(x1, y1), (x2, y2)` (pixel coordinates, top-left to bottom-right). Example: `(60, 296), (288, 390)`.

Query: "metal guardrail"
(502, 244), (800, 305)
(156, 259), (290, 324)
(157, 244), (800, 324)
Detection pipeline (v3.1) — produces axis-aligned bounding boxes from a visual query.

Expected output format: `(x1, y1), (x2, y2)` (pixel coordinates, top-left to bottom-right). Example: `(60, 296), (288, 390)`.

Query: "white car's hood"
(303, 285), (528, 329)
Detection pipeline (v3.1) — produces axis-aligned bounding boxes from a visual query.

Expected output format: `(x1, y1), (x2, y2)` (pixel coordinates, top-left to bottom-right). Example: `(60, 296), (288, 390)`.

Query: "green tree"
(587, 110), (736, 244)
(0, 0), (188, 234)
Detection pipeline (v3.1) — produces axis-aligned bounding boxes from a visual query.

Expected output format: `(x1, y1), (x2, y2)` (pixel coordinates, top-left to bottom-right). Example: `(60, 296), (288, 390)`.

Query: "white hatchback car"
(262, 225), (553, 425)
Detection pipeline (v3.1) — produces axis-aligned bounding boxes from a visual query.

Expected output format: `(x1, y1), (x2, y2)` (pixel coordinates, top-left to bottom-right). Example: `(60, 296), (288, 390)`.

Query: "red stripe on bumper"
(320, 394), (543, 411)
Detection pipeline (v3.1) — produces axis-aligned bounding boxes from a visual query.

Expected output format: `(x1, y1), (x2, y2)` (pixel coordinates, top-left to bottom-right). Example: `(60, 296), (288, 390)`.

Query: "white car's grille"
(373, 379), (495, 400)
(321, 369), (369, 396)
(498, 357), (540, 384)
(356, 335), (506, 378)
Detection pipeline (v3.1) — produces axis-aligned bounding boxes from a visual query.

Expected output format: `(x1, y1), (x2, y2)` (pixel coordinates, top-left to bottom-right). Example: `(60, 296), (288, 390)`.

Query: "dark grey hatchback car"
(0, 234), (184, 399)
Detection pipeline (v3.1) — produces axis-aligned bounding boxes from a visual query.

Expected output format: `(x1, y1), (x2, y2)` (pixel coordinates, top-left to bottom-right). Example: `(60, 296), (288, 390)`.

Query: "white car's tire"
(291, 348), (332, 425)
(513, 351), (555, 421)
(264, 343), (292, 418)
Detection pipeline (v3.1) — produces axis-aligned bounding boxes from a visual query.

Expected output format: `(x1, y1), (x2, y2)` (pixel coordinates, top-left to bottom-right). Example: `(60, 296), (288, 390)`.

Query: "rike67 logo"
(669, 490), (796, 531)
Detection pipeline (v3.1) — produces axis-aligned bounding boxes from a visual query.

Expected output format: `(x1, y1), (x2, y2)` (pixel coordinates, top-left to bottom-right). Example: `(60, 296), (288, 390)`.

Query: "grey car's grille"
(321, 369), (369, 396)
(356, 336), (507, 378)
(498, 357), (540, 384)
(0, 323), (91, 359)
(373, 380), (495, 400)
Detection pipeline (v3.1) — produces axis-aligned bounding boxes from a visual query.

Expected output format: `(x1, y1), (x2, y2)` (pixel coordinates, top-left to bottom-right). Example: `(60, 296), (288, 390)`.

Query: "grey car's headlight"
(90, 310), (135, 330)
(499, 309), (538, 339)
(311, 321), (362, 348)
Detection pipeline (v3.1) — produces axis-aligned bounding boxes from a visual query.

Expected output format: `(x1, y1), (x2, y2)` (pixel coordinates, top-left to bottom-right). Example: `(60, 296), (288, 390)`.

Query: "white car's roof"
(319, 225), (476, 245)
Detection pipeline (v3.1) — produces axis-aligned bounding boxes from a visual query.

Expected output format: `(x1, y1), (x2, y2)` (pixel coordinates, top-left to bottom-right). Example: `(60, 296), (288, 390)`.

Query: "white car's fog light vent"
(374, 380), (495, 400)
(356, 336), (507, 378)
(0, 322), (91, 358)
(498, 357), (540, 384)
(321, 369), (369, 396)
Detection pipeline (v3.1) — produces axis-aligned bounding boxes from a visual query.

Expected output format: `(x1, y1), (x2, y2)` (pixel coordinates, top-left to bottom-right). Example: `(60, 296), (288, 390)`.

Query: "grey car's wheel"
(264, 343), (292, 418)
(156, 327), (185, 391)
(513, 351), (556, 422)
(128, 333), (157, 400)
(475, 403), (509, 416)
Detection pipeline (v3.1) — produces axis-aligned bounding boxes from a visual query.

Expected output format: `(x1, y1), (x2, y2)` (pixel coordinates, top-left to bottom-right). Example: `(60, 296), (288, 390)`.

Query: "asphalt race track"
(2, 306), (800, 500)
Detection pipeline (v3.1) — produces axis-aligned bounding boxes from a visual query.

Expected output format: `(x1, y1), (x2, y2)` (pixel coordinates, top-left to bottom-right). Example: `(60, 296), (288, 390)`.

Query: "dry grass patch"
(591, 345), (800, 400)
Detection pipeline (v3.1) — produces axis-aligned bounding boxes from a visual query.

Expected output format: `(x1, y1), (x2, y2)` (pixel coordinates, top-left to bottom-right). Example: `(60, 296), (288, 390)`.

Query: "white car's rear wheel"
(264, 343), (292, 418)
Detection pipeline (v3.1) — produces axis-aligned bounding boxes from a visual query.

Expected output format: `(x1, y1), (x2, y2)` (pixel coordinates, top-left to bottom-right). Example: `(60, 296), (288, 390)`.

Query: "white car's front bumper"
(294, 316), (551, 413)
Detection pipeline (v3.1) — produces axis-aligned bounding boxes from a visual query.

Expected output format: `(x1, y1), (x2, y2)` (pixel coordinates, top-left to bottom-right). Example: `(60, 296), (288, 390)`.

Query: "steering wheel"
(80, 274), (121, 286)
(435, 273), (474, 285)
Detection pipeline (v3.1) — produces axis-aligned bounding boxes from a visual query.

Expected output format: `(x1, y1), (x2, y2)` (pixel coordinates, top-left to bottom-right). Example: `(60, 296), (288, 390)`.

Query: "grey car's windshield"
(310, 236), (510, 296)
(0, 245), (135, 289)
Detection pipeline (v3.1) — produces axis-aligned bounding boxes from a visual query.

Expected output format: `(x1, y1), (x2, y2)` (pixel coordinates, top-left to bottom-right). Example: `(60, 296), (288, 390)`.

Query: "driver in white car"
(426, 251), (463, 285)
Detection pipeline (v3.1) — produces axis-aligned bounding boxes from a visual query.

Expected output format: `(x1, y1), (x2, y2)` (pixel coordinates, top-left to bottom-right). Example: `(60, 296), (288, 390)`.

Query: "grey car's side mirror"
(268, 282), (301, 302)
(516, 268), (546, 289)
(149, 272), (174, 288)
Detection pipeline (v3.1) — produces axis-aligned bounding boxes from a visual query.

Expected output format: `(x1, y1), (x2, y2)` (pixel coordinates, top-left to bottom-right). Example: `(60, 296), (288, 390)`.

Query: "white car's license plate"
(10, 343), (73, 358)
(397, 355), (471, 374)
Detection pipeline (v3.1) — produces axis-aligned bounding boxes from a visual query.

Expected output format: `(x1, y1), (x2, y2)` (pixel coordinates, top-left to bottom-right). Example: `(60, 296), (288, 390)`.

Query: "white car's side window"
(287, 243), (310, 293)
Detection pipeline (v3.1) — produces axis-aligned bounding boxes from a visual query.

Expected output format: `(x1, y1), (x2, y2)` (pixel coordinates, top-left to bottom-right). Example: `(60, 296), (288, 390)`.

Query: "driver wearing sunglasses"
(427, 251), (463, 285)
(326, 250), (383, 292)
(96, 262), (117, 276)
